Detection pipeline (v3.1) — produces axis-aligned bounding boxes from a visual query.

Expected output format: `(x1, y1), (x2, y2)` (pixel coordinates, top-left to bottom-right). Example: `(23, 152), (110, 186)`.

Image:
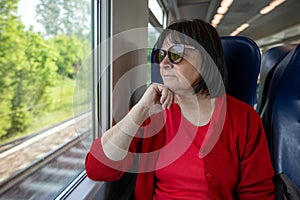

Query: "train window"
(148, 0), (164, 26)
(148, 0), (165, 85)
(0, 0), (93, 199)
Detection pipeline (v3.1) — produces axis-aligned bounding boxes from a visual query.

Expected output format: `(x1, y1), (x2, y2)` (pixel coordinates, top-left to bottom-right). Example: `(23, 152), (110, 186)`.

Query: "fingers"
(138, 83), (174, 112)
(155, 84), (174, 110)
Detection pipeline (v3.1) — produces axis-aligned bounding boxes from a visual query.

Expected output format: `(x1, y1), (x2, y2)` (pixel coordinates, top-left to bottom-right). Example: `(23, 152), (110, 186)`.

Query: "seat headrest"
(264, 44), (300, 188)
(256, 44), (296, 114)
(221, 36), (261, 106)
(151, 36), (261, 106)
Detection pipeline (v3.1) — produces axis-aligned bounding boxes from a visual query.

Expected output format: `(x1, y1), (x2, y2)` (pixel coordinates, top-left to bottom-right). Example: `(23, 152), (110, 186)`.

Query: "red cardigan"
(85, 95), (276, 200)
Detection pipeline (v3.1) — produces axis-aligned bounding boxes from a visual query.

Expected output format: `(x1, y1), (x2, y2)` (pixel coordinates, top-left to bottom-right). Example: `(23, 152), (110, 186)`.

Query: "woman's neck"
(175, 93), (215, 126)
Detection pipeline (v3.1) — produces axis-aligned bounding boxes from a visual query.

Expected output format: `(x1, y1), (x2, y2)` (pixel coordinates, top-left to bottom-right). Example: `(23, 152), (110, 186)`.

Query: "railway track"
(0, 113), (93, 200)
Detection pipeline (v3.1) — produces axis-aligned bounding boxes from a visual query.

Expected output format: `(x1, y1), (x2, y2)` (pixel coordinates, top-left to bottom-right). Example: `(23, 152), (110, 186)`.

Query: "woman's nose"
(160, 55), (173, 68)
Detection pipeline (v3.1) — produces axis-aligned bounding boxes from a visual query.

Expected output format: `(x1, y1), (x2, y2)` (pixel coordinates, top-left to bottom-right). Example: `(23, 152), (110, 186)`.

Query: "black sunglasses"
(153, 44), (196, 64)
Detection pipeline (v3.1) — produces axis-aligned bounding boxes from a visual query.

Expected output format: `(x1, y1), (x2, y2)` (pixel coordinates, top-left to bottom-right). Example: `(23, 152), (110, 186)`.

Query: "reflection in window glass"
(148, 0), (163, 25)
(0, 0), (93, 199)
(147, 23), (161, 84)
(148, 23), (160, 48)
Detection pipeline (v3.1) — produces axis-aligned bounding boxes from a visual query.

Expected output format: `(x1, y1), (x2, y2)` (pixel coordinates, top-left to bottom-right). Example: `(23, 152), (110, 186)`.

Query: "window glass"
(148, 0), (163, 25)
(0, 0), (93, 198)
(147, 22), (160, 84)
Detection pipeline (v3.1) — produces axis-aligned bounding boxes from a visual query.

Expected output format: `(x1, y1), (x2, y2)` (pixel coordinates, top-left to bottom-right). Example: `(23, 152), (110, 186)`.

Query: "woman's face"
(159, 37), (202, 94)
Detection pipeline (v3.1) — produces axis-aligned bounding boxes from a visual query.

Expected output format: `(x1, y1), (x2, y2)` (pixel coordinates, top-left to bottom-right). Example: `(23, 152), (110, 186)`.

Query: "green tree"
(0, 0), (58, 138)
(22, 30), (58, 109)
(48, 34), (84, 78)
(0, 0), (27, 137)
(5, 30), (58, 138)
(36, 0), (91, 40)
(35, 0), (91, 78)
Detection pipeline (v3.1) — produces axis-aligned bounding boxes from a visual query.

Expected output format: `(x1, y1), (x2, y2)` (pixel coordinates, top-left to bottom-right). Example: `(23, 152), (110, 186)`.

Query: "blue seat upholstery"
(221, 36), (261, 106)
(256, 44), (295, 114)
(151, 36), (261, 106)
(261, 44), (300, 188)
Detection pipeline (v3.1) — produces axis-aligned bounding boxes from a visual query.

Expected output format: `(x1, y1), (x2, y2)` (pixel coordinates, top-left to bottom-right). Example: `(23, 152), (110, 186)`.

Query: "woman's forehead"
(160, 33), (197, 49)
(161, 37), (187, 50)
(161, 36), (175, 49)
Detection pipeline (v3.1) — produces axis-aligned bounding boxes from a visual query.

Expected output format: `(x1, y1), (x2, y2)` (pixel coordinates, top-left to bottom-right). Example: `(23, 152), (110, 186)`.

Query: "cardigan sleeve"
(85, 129), (142, 182)
(236, 108), (276, 200)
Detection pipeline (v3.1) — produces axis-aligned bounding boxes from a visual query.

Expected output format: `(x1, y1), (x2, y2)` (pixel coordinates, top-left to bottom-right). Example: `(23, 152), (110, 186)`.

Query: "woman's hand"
(100, 83), (173, 161)
(137, 83), (174, 115)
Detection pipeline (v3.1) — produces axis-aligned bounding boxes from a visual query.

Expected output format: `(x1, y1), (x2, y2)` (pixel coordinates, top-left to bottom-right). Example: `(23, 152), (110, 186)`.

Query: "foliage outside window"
(0, 0), (92, 198)
(0, 0), (91, 142)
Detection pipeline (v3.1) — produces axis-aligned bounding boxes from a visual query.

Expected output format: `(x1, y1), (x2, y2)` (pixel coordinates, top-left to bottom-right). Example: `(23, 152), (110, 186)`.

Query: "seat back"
(262, 44), (300, 188)
(221, 36), (261, 106)
(151, 36), (261, 106)
(256, 44), (295, 114)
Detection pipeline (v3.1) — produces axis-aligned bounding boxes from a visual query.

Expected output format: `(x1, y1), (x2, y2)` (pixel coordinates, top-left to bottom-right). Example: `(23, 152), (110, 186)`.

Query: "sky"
(17, 0), (44, 33)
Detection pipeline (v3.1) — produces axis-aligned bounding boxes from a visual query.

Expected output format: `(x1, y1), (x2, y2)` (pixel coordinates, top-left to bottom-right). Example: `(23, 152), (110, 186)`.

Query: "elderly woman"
(85, 19), (276, 200)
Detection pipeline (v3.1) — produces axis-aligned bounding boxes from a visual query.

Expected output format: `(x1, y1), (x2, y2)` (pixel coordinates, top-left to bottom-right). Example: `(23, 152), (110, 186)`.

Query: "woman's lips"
(163, 75), (176, 78)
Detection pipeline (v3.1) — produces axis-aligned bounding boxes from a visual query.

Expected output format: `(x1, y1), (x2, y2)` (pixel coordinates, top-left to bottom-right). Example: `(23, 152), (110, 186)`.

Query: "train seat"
(220, 36), (260, 106)
(151, 36), (261, 107)
(256, 44), (296, 114)
(261, 44), (300, 188)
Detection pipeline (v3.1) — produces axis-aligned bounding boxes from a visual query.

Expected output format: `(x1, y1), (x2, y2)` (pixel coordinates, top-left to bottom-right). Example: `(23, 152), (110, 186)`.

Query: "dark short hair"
(153, 19), (227, 97)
